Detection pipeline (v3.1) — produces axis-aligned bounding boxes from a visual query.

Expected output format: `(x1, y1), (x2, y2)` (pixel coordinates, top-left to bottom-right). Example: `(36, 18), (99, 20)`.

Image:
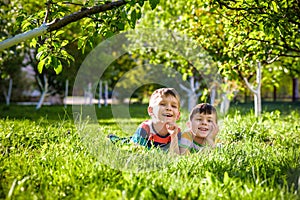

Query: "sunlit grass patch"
(0, 103), (299, 199)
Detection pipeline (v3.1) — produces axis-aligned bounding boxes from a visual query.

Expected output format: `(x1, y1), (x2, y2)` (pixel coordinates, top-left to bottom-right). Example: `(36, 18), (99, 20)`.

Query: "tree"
(125, 8), (221, 111)
(132, 0), (300, 114)
(0, 0), (159, 108)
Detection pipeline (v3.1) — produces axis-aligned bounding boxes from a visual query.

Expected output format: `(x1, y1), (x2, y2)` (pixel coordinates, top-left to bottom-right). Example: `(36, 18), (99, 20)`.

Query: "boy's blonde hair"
(149, 88), (180, 108)
(189, 103), (217, 122)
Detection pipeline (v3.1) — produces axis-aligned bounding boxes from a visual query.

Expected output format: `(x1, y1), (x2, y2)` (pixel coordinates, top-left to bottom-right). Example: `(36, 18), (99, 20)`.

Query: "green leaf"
(30, 38), (37, 48)
(21, 21), (32, 31)
(136, 8), (142, 20)
(223, 171), (229, 185)
(54, 59), (63, 74)
(182, 73), (188, 81)
(36, 50), (46, 60)
(104, 30), (114, 38)
(149, 0), (160, 10)
(51, 56), (58, 68)
(61, 50), (74, 62)
(55, 30), (65, 36)
(271, 1), (278, 13)
(61, 40), (69, 47)
(53, 41), (60, 49)
(201, 88), (209, 102)
(130, 10), (137, 28)
(37, 58), (46, 74)
(45, 56), (52, 68)
(138, 0), (144, 7)
(78, 36), (88, 50)
(117, 22), (125, 30)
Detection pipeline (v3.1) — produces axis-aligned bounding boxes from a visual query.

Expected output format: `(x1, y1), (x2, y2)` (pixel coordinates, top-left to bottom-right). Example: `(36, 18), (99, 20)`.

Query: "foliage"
(1, 0), (299, 105)
(0, 103), (299, 199)
(0, 1), (26, 79)
(135, 0), (300, 94)
(0, 0), (161, 102)
(0, 0), (160, 74)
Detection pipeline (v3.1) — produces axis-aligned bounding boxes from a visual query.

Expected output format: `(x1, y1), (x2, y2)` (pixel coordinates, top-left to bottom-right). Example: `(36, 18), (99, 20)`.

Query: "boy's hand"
(166, 122), (179, 136)
(167, 122), (180, 155)
(205, 122), (219, 147)
(209, 121), (219, 139)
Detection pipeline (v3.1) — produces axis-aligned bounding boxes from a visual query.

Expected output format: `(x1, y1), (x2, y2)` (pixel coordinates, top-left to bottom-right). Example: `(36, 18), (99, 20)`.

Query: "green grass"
(0, 102), (299, 199)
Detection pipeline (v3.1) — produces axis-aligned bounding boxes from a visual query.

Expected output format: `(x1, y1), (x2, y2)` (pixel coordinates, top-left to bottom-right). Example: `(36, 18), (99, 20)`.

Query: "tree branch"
(270, 53), (300, 58)
(43, 0), (52, 24)
(243, 77), (257, 94)
(216, 0), (265, 12)
(47, 0), (126, 32)
(0, 0), (127, 51)
(61, 1), (85, 7)
(248, 37), (300, 53)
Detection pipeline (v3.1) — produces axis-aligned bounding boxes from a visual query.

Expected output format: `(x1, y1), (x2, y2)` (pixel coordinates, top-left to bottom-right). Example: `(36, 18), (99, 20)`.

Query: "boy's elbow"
(179, 147), (190, 155)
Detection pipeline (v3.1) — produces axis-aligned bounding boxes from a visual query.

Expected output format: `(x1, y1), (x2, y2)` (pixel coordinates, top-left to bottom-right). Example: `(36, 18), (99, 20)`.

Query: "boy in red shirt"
(131, 88), (182, 154)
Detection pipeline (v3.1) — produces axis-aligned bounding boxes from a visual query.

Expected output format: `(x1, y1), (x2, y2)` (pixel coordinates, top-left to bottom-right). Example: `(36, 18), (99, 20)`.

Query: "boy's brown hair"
(149, 88), (180, 108)
(189, 103), (217, 122)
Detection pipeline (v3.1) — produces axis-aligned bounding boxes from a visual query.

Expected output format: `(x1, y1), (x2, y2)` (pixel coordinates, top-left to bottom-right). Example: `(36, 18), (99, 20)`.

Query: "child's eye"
(172, 105), (178, 108)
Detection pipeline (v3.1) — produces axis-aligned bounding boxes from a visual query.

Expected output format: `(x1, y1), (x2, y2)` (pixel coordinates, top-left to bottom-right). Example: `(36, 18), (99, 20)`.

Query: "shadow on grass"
(228, 101), (300, 115)
(1, 101), (299, 121)
(0, 104), (149, 122)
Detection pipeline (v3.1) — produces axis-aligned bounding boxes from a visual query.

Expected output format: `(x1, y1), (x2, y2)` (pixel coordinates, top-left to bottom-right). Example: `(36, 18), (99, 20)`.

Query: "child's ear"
(186, 121), (191, 129)
(148, 106), (153, 116)
(176, 112), (180, 120)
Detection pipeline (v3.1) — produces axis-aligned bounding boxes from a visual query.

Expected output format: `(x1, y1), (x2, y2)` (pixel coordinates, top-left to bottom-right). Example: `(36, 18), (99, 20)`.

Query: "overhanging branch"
(0, 0), (127, 52)
(47, 0), (126, 31)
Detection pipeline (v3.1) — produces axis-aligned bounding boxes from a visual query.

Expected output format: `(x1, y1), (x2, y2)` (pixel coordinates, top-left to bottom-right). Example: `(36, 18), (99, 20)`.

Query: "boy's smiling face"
(188, 112), (217, 138)
(148, 94), (180, 124)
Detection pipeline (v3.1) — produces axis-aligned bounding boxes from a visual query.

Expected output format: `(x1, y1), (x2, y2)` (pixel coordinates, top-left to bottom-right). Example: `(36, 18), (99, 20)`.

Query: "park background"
(1, 0), (300, 199)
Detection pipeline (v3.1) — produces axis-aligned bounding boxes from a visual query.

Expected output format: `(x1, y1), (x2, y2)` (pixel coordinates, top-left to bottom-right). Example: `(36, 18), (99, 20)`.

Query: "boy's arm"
(166, 123), (180, 155)
(205, 137), (215, 147)
(178, 131), (193, 155)
(131, 125), (150, 148)
(179, 146), (190, 155)
(169, 134), (180, 155)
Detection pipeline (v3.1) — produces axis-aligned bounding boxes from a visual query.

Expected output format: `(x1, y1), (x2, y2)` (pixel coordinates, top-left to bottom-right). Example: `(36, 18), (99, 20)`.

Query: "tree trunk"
(273, 86), (277, 102)
(104, 81), (108, 106)
(64, 79), (69, 108)
(98, 80), (102, 108)
(179, 76), (202, 111)
(36, 74), (48, 110)
(210, 85), (216, 105)
(292, 78), (299, 102)
(220, 93), (230, 115)
(2, 78), (13, 106)
(244, 90), (247, 103)
(6, 78), (13, 105)
(254, 89), (262, 116)
(255, 62), (262, 116)
(244, 61), (262, 117)
(84, 82), (93, 105)
(188, 92), (198, 112)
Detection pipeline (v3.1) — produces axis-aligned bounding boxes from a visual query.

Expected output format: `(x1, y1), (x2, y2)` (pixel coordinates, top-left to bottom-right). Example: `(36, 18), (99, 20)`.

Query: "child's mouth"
(162, 114), (173, 117)
(198, 127), (208, 131)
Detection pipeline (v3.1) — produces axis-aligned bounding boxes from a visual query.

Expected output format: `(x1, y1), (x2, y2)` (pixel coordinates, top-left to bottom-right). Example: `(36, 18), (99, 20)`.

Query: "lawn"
(0, 102), (299, 199)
